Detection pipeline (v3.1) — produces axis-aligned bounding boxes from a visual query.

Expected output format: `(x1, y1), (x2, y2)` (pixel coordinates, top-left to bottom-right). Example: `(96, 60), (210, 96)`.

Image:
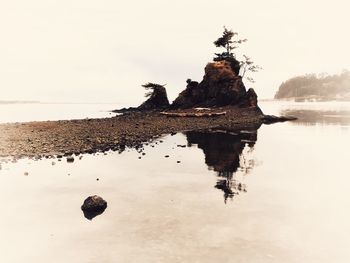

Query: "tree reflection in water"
(186, 127), (259, 202)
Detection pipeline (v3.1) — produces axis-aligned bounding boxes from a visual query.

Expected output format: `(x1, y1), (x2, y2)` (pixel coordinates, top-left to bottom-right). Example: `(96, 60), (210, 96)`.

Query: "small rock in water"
(81, 195), (107, 220)
(96, 178), (99, 181)
(51, 161), (56, 166)
(164, 155), (169, 158)
(24, 172), (29, 176)
(66, 156), (74, 163)
(177, 161), (181, 163)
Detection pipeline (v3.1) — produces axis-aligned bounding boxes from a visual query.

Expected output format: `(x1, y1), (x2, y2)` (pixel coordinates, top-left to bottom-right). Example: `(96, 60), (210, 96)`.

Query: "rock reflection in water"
(186, 127), (258, 202)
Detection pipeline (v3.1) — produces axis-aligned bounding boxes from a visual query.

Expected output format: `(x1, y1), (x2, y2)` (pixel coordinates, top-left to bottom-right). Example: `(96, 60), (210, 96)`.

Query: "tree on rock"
(138, 82), (170, 110)
(214, 26), (247, 57)
(214, 27), (247, 75)
(213, 27), (261, 82)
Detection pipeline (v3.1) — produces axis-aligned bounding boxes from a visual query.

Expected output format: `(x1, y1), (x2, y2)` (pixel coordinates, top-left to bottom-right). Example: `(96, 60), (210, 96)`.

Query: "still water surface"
(0, 103), (119, 123)
(0, 102), (349, 262)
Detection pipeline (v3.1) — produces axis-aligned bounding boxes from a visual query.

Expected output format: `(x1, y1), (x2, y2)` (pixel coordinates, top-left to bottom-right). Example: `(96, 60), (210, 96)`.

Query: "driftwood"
(160, 111), (227, 117)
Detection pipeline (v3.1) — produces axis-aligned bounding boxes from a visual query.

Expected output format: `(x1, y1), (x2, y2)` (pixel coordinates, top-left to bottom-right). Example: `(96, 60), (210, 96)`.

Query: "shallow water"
(0, 103), (120, 123)
(0, 101), (350, 262)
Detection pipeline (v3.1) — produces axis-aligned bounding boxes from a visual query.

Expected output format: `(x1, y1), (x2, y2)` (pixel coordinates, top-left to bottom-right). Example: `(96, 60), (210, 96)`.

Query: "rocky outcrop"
(171, 61), (253, 109)
(114, 60), (261, 113)
(262, 115), (297, 124)
(114, 83), (170, 113)
(239, 88), (258, 108)
(138, 83), (170, 110)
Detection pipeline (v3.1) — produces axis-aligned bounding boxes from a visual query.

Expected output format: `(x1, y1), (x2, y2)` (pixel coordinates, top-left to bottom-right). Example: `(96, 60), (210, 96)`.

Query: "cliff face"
(171, 61), (256, 109)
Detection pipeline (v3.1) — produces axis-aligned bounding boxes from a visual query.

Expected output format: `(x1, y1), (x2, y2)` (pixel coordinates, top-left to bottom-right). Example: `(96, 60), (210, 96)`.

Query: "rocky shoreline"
(0, 106), (277, 161)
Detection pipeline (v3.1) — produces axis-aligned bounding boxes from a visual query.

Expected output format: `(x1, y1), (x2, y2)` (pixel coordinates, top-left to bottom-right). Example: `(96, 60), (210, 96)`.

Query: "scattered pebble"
(66, 156), (74, 163)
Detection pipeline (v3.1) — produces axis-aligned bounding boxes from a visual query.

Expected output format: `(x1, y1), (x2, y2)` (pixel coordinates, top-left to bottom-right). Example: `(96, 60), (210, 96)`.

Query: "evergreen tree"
(213, 26), (247, 75)
(142, 83), (166, 98)
(213, 26), (261, 82)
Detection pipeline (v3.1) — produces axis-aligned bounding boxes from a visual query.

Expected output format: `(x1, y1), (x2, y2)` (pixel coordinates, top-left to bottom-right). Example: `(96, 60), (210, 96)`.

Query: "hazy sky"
(1, 0), (349, 105)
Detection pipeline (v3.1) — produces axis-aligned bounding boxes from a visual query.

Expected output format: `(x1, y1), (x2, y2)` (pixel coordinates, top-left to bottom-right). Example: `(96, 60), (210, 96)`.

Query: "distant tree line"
(274, 70), (350, 100)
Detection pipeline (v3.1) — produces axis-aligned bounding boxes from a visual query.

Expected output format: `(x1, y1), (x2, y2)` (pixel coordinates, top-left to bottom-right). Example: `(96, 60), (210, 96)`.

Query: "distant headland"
(274, 71), (350, 102)
(0, 100), (39, 104)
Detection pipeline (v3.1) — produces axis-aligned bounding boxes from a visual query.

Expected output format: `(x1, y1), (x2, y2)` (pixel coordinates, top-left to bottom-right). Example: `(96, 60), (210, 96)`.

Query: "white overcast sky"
(0, 0), (349, 105)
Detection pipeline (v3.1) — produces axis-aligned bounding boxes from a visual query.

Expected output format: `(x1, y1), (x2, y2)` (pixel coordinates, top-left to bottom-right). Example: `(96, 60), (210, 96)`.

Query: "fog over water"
(1, 0), (350, 104)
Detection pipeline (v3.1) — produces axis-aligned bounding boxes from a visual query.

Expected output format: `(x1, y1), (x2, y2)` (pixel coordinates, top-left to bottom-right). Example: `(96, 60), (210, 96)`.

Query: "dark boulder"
(81, 195), (107, 220)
